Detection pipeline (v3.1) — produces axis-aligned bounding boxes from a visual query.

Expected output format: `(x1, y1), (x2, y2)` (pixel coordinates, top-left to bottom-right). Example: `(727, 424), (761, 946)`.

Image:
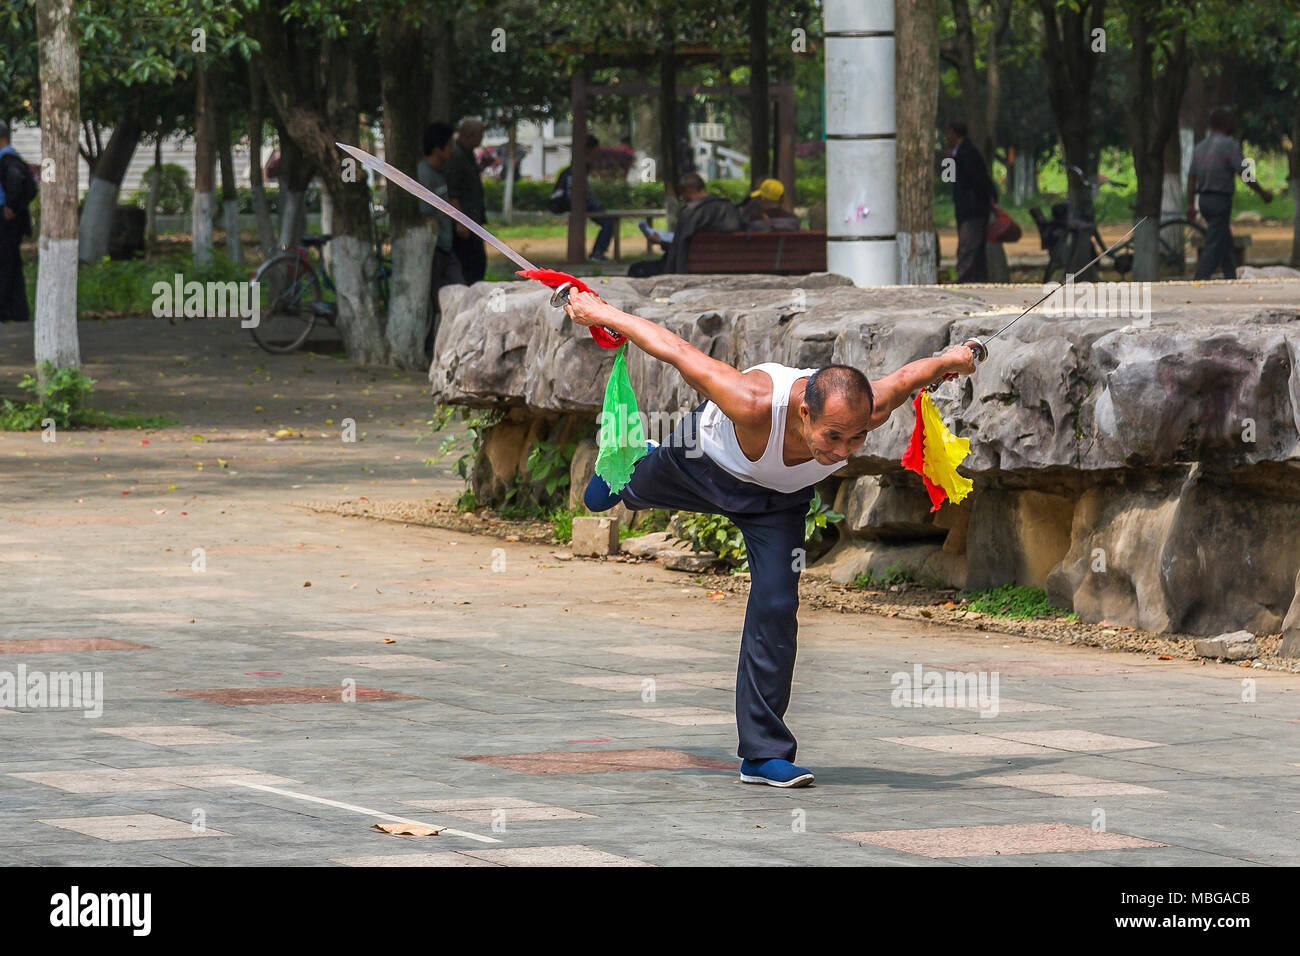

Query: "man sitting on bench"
(738, 178), (801, 232)
(628, 173), (742, 277)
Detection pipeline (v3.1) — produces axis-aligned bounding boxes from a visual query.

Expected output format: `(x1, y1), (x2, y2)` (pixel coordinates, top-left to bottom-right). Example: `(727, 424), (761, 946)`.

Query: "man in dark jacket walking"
(1187, 108), (1274, 280)
(0, 122), (34, 323)
(945, 120), (997, 284)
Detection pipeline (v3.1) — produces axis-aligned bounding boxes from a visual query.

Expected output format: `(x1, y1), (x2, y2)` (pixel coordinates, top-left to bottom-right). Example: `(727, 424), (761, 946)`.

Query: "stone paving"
(2, 317), (1299, 866)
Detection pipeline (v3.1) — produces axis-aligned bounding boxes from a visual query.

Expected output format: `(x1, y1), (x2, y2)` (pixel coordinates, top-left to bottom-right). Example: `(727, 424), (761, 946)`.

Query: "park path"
(1, 315), (1298, 866)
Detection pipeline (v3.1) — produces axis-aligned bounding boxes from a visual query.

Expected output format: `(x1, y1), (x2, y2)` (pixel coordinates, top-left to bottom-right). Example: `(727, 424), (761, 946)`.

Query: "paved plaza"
(1, 318), (1298, 867)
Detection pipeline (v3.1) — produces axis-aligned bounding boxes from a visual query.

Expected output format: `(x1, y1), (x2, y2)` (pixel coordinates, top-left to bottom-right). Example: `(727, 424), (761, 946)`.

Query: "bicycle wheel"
(251, 252), (321, 354)
(1155, 218), (1204, 277)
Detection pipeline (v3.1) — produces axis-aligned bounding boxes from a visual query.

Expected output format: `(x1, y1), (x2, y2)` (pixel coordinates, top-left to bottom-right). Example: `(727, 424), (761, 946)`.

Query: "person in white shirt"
(567, 290), (980, 788)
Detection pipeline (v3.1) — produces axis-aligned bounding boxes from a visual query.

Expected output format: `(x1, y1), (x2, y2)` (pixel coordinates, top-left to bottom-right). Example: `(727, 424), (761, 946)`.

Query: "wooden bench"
(594, 208), (667, 261)
(685, 230), (827, 274)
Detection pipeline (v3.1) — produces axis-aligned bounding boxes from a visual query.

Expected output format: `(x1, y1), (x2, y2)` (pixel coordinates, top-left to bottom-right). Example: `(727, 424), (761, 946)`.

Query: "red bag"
(986, 205), (1022, 244)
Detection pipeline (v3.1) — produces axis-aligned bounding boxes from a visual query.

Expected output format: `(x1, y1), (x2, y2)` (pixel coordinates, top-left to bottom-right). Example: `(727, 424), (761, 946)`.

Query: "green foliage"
(524, 437), (574, 505)
(75, 253), (249, 315)
(675, 511), (748, 571)
(805, 489), (844, 542)
(620, 509), (671, 540)
(0, 364), (95, 430)
(674, 492), (844, 572)
(431, 405), (507, 484)
(125, 163), (191, 216)
(852, 565), (926, 590)
(963, 584), (1077, 620)
(550, 506), (576, 543)
(0, 362), (173, 431)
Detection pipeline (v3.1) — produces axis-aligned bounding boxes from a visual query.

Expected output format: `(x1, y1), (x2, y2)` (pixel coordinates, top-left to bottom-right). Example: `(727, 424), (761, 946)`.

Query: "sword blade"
(336, 141), (538, 274)
(989, 215), (1149, 341)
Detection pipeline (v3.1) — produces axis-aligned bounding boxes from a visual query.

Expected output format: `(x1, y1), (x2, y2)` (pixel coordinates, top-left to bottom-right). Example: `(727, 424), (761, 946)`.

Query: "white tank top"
(697, 363), (849, 493)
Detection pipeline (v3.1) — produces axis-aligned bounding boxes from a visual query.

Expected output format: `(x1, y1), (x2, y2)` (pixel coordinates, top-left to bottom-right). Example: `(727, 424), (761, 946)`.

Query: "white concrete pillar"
(824, 0), (897, 286)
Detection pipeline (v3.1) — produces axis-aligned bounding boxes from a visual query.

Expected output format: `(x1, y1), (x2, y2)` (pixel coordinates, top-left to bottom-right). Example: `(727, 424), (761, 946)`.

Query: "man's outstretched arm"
(564, 290), (767, 426)
(867, 344), (979, 429)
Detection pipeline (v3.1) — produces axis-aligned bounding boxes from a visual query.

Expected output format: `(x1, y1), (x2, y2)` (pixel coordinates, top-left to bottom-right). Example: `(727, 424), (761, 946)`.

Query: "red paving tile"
(834, 822), (1166, 858)
(460, 748), (735, 774)
(170, 685), (420, 705)
(0, 638), (152, 653)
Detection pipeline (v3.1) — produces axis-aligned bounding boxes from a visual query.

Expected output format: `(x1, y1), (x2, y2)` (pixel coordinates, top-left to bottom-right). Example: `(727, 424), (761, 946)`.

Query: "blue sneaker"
(740, 758), (814, 788)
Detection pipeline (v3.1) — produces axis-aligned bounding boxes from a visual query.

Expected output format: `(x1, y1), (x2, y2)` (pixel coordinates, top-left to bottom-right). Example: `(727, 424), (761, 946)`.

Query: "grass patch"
(851, 563), (945, 590)
(962, 584), (1077, 621)
(0, 363), (176, 431)
(550, 506), (578, 543)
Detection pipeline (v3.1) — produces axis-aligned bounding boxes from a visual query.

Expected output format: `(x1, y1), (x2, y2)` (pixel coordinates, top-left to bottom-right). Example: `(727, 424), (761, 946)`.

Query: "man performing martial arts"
(565, 289), (981, 788)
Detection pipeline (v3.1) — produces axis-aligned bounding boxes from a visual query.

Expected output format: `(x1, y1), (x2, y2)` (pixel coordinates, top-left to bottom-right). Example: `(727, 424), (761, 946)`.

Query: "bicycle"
(1030, 166), (1204, 283)
(250, 204), (393, 354)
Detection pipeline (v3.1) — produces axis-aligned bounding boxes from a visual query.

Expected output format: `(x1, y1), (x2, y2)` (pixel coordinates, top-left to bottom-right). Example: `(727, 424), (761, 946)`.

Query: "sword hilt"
(926, 338), (987, 393)
(550, 281), (622, 345)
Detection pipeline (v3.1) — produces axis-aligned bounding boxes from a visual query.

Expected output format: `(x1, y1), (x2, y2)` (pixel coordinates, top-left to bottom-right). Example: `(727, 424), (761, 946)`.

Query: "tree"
(1036, 0), (1107, 272)
(898, 0), (940, 282)
(252, 0), (387, 364)
(379, 0), (435, 368)
(1123, 0), (1189, 281)
(34, 0), (81, 378)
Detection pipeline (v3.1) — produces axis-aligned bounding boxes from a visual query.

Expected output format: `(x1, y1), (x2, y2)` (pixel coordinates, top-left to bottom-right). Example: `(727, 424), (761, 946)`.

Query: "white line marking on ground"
(223, 779), (501, 843)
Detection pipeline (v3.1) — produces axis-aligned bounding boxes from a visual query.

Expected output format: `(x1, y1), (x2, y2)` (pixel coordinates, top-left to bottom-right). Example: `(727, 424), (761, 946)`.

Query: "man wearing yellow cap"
(739, 178), (801, 232)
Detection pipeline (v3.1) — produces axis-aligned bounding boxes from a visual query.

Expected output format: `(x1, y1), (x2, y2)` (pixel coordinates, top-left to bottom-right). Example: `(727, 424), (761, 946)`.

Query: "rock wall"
(430, 274), (1300, 647)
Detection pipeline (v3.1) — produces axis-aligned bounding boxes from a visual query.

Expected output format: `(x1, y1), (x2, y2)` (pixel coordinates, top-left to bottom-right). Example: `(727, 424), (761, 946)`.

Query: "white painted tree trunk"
(145, 150), (161, 250)
(192, 190), (214, 268)
(35, 0), (81, 378)
(278, 190), (305, 249)
(330, 233), (388, 364)
(384, 224), (436, 369)
(222, 198), (241, 264)
(319, 186), (333, 272)
(35, 239), (81, 370)
(503, 122), (517, 225)
(1131, 216), (1160, 282)
(77, 177), (119, 263)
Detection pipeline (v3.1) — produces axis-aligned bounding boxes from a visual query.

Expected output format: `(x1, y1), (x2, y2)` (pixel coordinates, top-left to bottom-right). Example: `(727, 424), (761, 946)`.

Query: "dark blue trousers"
(615, 407), (812, 762)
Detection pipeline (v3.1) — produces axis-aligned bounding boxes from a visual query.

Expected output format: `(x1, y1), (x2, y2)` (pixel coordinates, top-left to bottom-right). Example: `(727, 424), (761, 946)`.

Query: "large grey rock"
(1046, 465), (1300, 635)
(966, 487), (1075, 590)
(834, 475), (943, 539)
(432, 276), (1300, 637)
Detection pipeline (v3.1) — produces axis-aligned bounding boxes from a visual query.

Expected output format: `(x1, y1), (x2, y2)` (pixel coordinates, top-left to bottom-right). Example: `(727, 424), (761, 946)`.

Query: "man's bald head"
(458, 117), (484, 148)
(805, 365), (873, 422)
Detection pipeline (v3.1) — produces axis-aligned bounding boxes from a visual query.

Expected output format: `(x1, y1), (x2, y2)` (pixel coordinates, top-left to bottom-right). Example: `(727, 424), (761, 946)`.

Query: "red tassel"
(516, 269), (624, 349)
(900, 392), (948, 512)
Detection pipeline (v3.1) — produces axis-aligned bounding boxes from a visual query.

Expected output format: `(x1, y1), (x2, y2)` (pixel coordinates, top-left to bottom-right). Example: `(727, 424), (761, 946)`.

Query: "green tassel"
(594, 342), (647, 494)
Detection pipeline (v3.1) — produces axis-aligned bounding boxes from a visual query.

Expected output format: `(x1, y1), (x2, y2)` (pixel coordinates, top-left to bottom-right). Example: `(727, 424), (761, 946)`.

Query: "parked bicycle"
(251, 205), (392, 354)
(1030, 166), (1204, 283)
